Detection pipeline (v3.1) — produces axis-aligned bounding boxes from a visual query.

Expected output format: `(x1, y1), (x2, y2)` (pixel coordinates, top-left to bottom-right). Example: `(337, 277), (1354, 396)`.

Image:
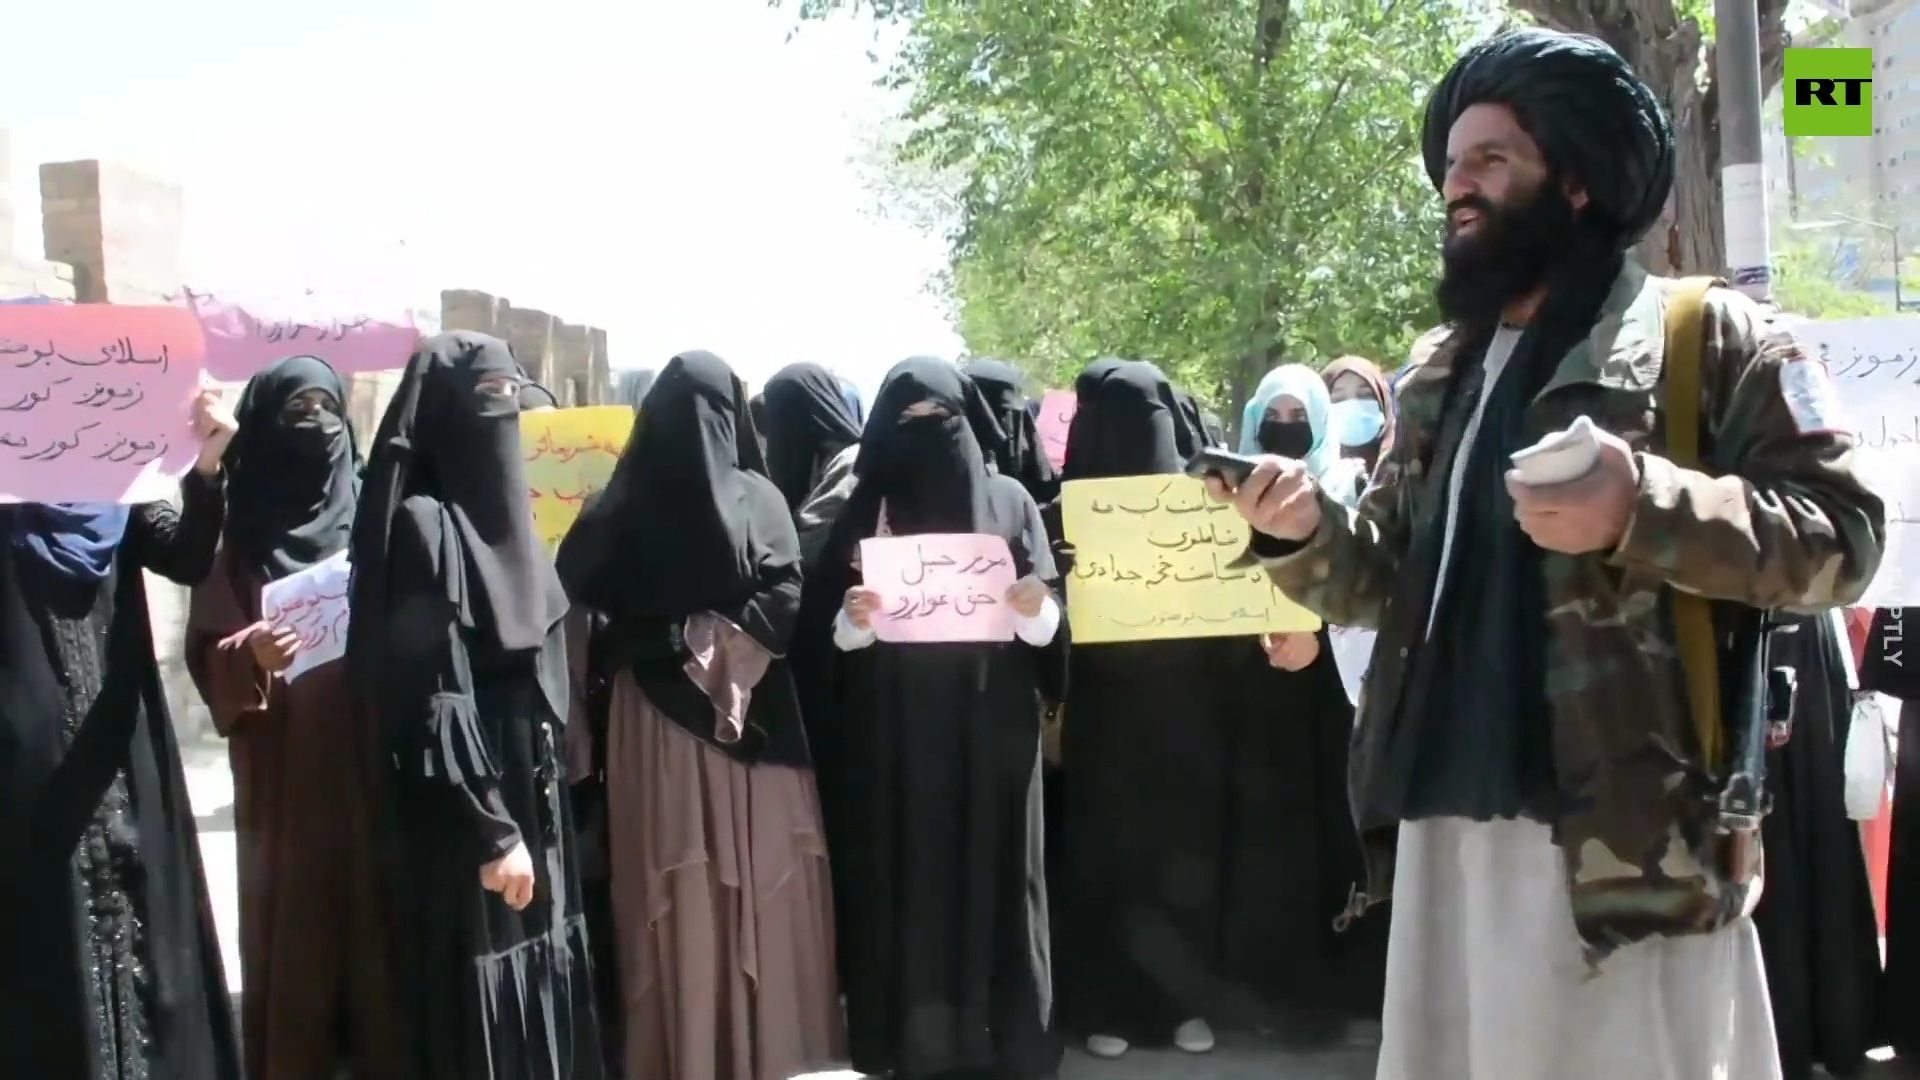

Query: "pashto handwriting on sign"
(858, 533), (1021, 643)
(0, 304), (207, 504)
(1059, 474), (1319, 644)
(521, 405), (632, 551)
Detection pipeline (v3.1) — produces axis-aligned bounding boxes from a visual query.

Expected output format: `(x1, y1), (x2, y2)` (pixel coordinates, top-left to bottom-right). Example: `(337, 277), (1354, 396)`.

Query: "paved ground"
(183, 741), (1911, 1080)
(183, 742), (1377, 1079)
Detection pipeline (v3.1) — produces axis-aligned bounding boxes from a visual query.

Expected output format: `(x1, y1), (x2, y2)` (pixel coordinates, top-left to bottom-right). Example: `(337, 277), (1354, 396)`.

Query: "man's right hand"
(1202, 455), (1323, 542)
(247, 624), (302, 674)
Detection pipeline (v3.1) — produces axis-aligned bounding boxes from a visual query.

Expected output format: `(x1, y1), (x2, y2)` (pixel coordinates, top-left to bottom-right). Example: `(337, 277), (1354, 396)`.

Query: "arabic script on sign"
(174, 288), (420, 381)
(1790, 315), (1920, 607)
(259, 551), (352, 683)
(1059, 474), (1320, 643)
(858, 533), (1020, 643)
(521, 405), (632, 551)
(0, 304), (207, 504)
(1036, 389), (1076, 471)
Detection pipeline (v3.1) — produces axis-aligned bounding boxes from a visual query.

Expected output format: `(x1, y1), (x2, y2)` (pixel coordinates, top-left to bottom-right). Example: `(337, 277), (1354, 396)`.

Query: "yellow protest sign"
(521, 406), (632, 552)
(1059, 474), (1320, 643)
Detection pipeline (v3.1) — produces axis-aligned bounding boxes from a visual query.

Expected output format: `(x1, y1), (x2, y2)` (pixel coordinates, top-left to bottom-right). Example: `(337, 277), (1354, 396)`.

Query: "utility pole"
(1716, 0), (1774, 301)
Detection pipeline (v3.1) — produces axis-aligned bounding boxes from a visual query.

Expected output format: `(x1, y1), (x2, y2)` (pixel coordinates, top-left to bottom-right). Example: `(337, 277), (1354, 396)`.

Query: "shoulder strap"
(1663, 276), (1721, 771)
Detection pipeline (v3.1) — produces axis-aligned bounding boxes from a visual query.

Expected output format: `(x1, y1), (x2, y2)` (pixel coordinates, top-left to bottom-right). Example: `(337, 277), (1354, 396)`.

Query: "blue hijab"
(1238, 363), (1341, 482)
(4, 504), (131, 584)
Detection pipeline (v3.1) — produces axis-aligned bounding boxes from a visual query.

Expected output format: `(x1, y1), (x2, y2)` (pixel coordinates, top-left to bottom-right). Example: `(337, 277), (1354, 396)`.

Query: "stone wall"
(2, 134), (612, 750)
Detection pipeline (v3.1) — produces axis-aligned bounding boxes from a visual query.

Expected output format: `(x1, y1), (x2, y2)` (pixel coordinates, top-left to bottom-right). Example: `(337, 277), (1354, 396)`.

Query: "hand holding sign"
(257, 551), (352, 682)
(857, 533), (1020, 643)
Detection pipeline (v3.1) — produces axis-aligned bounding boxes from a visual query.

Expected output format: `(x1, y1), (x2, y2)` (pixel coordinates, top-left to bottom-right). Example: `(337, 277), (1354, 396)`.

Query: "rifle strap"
(1662, 276), (1722, 772)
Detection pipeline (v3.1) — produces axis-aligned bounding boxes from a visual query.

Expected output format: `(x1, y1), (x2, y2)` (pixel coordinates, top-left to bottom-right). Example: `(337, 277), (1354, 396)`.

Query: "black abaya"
(348, 332), (602, 1080)
(1751, 615), (1884, 1080)
(1048, 360), (1244, 1044)
(801, 357), (1064, 1080)
(0, 474), (240, 1080)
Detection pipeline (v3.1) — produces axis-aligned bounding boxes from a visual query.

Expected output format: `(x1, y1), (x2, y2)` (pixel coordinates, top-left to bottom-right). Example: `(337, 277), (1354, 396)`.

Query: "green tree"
(783, 0), (1484, 425)
(1770, 229), (1904, 320)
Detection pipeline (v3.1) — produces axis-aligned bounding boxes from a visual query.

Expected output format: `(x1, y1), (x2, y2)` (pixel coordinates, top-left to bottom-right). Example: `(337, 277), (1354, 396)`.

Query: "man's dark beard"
(1434, 181), (1579, 327)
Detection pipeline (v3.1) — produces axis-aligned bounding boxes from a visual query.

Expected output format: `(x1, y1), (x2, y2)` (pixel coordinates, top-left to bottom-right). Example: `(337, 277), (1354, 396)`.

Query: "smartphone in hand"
(1183, 449), (1262, 488)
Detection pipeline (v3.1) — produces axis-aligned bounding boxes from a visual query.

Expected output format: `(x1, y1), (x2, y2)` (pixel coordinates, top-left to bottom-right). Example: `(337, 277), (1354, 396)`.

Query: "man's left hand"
(1505, 428), (1640, 555)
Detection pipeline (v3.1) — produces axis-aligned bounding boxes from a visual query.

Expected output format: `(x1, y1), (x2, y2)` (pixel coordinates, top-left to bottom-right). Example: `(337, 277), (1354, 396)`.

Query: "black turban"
(1422, 28), (1674, 248)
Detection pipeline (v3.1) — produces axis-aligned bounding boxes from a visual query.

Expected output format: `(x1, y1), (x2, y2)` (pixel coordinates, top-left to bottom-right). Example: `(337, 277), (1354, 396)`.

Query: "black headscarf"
(749, 394), (768, 439)
(558, 351), (790, 622)
(846, 356), (1006, 536)
(761, 362), (863, 511)
(349, 331), (568, 665)
(223, 355), (360, 581)
(1422, 28), (1674, 247)
(557, 351), (810, 767)
(962, 357), (1058, 501)
(1060, 360), (1196, 481)
(1172, 389), (1211, 455)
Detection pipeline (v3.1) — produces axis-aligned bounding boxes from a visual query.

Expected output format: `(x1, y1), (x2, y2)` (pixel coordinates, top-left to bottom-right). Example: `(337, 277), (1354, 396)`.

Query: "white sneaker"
(1173, 1018), (1216, 1054)
(1084, 1034), (1130, 1059)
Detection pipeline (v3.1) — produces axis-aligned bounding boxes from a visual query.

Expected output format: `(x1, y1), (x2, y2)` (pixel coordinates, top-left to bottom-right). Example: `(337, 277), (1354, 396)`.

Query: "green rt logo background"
(1785, 48), (1874, 136)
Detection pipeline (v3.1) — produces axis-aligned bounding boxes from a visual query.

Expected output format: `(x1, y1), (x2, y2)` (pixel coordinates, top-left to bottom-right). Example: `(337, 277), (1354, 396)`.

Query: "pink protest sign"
(179, 291), (419, 381)
(1037, 389), (1076, 471)
(0, 305), (207, 504)
(858, 533), (1019, 643)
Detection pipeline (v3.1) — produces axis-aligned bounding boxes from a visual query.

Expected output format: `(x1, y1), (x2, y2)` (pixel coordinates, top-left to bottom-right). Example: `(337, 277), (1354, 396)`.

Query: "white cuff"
(833, 608), (880, 651)
(1014, 593), (1062, 646)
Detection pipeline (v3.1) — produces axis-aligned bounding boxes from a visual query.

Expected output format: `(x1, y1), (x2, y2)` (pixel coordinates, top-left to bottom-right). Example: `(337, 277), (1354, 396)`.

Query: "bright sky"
(2, 0), (962, 399)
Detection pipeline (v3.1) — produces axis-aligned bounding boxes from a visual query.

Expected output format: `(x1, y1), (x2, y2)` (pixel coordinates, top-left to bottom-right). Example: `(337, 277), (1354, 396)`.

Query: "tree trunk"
(1505, 0), (1788, 276)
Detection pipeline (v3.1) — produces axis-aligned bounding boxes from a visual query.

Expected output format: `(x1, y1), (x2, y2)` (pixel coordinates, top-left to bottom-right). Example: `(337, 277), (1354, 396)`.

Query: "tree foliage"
(783, 0), (1483, 420)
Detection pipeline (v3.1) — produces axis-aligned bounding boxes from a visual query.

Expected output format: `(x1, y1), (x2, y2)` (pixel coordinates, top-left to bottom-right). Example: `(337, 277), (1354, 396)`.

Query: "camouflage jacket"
(1259, 264), (1887, 962)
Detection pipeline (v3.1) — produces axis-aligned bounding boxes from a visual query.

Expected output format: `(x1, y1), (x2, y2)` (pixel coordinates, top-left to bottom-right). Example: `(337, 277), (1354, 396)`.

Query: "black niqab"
(762, 362), (864, 510)
(223, 354), (359, 580)
(1423, 28), (1674, 247)
(849, 356), (1005, 536)
(558, 350), (789, 622)
(962, 358), (1058, 499)
(349, 331), (568, 666)
(1060, 360), (1194, 480)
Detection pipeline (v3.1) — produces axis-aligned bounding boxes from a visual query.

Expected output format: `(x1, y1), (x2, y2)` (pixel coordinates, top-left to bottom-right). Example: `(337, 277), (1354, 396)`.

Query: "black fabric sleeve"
(386, 499), (522, 861)
(124, 468), (226, 585)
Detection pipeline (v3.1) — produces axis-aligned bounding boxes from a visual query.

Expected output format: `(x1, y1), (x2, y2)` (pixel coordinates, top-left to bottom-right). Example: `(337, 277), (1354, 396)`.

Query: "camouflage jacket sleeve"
(1610, 288), (1886, 613)
(1254, 328), (1444, 628)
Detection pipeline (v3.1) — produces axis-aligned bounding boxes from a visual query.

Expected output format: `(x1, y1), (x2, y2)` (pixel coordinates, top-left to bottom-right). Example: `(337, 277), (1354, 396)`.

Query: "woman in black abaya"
(347, 331), (603, 1080)
(961, 358), (1057, 503)
(800, 356), (1066, 1080)
(1048, 360), (1242, 1061)
(0, 390), (240, 1080)
(1751, 614), (1883, 1080)
(761, 361), (863, 512)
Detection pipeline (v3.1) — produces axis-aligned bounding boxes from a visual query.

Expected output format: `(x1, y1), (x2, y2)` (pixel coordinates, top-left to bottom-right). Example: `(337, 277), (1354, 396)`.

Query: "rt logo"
(1784, 48), (1873, 137)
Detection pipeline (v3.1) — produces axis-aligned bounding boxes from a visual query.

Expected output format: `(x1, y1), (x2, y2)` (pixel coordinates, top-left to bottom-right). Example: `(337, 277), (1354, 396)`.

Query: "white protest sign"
(1787, 315), (1920, 607)
(258, 551), (352, 682)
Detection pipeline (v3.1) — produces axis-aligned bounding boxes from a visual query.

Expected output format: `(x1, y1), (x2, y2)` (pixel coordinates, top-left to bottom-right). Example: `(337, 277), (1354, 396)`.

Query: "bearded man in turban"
(1205, 28), (1886, 1080)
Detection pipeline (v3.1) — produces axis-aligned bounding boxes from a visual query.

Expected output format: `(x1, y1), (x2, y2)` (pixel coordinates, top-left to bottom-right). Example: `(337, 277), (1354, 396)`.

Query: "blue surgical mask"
(1328, 399), (1385, 447)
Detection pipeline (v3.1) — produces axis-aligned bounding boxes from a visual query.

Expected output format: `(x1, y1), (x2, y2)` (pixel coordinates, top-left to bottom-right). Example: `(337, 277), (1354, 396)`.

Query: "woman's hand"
(1005, 576), (1050, 619)
(843, 586), (884, 631)
(247, 624), (302, 674)
(1261, 630), (1320, 672)
(481, 842), (536, 911)
(191, 387), (239, 476)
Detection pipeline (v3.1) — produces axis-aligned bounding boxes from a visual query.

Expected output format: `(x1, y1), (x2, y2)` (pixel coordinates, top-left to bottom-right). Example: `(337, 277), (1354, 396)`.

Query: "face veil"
(223, 354), (360, 580)
(349, 331), (568, 661)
